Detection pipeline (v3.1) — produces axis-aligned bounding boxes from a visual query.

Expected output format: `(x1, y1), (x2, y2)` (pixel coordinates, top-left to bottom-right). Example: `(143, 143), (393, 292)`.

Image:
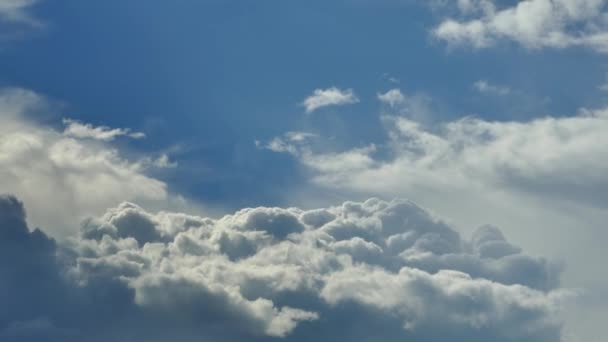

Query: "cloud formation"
(0, 194), (568, 341)
(266, 89), (608, 342)
(62, 118), (146, 141)
(301, 87), (359, 113)
(0, 88), (167, 236)
(266, 103), (608, 208)
(433, 0), (608, 53)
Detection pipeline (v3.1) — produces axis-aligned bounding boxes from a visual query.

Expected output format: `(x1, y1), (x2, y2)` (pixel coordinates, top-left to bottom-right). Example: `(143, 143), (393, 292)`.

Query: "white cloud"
(473, 80), (511, 95)
(301, 87), (359, 113)
(260, 132), (377, 175)
(433, 0), (608, 53)
(62, 118), (146, 141)
(268, 107), (608, 210)
(265, 99), (608, 342)
(0, 88), (168, 236)
(151, 154), (178, 168)
(0, 195), (570, 341)
(378, 88), (406, 107)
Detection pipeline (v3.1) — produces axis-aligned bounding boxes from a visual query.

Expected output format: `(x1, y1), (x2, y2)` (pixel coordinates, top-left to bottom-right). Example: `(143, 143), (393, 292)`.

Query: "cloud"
(0, 0), (43, 40)
(0, 194), (569, 341)
(267, 105), (608, 208)
(377, 88), (436, 124)
(473, 80), (511, 95)
(62, 118), (146, 141)
(301, 87), (359, 113)
(259, 131), (319, 155)
(433, 0), (608, 53)
(0, 87), (168, 236)
(378, 88), (406, 107)
(265, 95), (608, 342)
(0, 0), (40, 26)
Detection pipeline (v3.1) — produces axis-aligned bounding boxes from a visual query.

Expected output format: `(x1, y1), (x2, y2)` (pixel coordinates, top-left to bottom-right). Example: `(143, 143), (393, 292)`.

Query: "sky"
(0, 0), (607, 341)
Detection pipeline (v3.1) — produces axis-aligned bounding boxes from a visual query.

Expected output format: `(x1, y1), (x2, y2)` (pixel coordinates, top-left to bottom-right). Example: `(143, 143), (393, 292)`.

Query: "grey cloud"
(0, 195), (569, 341)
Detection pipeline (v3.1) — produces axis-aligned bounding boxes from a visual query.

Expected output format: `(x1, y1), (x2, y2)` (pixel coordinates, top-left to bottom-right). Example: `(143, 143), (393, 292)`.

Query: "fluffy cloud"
(301, 87), (359, 113)
(265, 93), (608, 342)
(62, 118), (146, 141)
(0, 194), (569, 341)
(0, 88), (168, 236)
(433, 0), (608, 53)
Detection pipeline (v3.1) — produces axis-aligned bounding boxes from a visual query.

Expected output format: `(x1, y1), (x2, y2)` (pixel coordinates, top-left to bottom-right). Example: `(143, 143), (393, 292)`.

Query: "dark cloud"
(0, 195), (569, 341)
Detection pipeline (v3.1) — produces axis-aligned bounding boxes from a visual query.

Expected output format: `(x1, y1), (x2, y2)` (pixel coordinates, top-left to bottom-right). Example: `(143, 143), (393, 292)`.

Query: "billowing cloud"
(433, 0), (608, 53)
(301, 87), (359, 113)
(265, 95), (608, 342)
(0, 194), (568, 341)
(62, 118), (146, 141)
(0, 88), (168, 236)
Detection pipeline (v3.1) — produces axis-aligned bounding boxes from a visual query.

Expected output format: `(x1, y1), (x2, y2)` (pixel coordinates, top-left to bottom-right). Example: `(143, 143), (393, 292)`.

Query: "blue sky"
(4, 0), (608, 208)
(1, 1), (608, 341)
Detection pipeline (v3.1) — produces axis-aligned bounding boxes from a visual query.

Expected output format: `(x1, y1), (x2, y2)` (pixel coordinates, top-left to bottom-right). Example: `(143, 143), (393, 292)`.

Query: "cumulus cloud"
(433, 0), (608, 53)
(301, 87), (359, 113)
(265, 94), (608, 342)
(0, 194), (569, 341)
(62, 118), (146, 141)
(0, 87), (168, 236)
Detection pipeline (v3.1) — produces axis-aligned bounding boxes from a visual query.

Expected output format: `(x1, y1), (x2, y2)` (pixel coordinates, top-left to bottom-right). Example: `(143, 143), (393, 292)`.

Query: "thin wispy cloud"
(301, 87), (359, 113)
(378, 88), (406, 107)
(473, 80), (511, 95)
(63, 118), (146, 141)
(0, 0), (38, 24)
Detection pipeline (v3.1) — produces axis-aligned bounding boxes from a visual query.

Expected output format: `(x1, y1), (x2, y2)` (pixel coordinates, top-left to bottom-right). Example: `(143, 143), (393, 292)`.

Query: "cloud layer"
(433, 0), (608, 53)
(0, 194), (568, 341)
(268, 93), (608, 208)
